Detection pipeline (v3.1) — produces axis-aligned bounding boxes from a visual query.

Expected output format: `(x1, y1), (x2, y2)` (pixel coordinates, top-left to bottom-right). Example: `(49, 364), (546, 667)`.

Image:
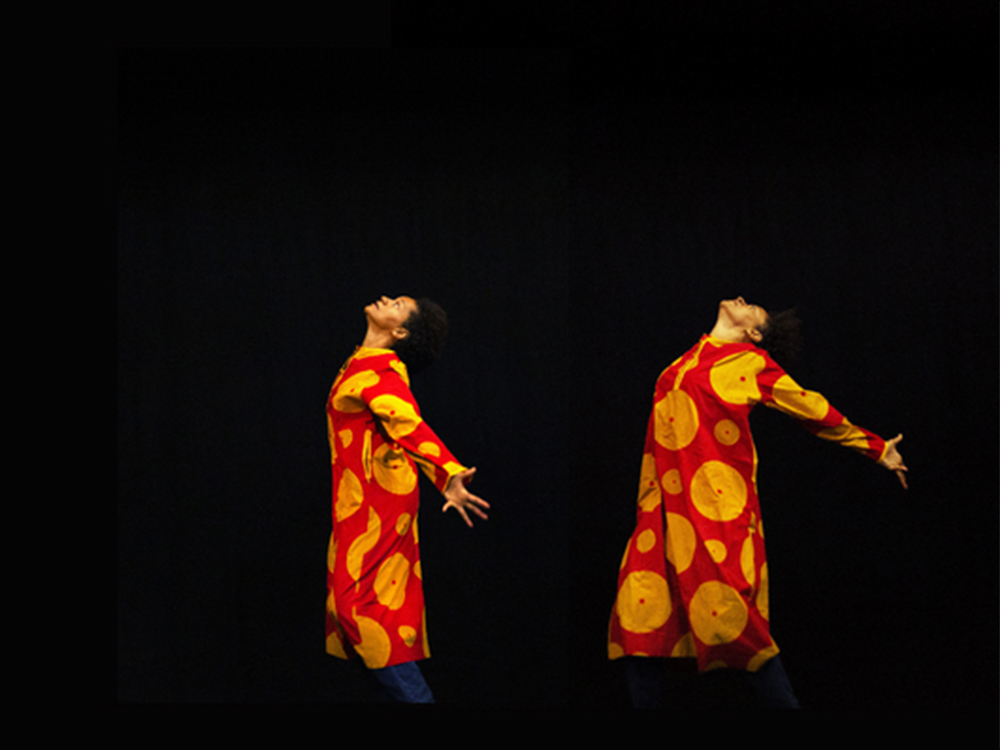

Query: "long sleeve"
(332, 349), (466, 494)
(756, 355), (887, 462)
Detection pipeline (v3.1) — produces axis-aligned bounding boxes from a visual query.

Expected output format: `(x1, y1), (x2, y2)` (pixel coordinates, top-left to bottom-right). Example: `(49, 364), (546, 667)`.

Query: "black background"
(117, 5), (997, 709)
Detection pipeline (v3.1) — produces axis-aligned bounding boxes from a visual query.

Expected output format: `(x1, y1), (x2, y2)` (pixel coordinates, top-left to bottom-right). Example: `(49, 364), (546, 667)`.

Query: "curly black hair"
(757, 308), (803, 368)
(393, 298), (449, 375)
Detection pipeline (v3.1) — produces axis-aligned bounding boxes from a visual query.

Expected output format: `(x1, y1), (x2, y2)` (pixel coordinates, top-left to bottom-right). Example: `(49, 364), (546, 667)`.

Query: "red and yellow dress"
(325, 346), (466, 669)
(608, 334), (887, 673)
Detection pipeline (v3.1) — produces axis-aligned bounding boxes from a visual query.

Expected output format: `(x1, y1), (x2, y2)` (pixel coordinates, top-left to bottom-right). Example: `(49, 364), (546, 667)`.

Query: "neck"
(709, 320), (751, 344)
(361, 323), (396, 350)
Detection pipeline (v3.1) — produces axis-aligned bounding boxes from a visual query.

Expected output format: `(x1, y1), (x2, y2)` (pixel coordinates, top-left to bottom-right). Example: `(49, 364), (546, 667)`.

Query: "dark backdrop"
(117, 13), (997, 709)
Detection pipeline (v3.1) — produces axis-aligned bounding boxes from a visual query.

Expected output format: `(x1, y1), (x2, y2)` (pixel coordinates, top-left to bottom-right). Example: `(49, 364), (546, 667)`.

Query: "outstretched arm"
(442, 467), (490, 527)
(878, 433), (908, 489)
(756, 353), (906, 486)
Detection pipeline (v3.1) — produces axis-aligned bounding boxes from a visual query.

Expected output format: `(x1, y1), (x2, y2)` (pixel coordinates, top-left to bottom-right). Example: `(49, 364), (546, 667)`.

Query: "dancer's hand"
(443, 467), (490, 527)
(878, 434), (908, 489)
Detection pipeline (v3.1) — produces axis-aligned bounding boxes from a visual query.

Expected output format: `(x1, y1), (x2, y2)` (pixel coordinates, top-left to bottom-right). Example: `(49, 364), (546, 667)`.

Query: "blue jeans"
(369, 661), (435, 703)
(624, 655), (801, 709)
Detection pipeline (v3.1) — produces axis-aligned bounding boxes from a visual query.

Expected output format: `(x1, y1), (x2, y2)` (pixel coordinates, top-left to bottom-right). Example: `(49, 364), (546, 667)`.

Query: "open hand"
(442, 467), (490, 527)
(878, 433), (908, 489)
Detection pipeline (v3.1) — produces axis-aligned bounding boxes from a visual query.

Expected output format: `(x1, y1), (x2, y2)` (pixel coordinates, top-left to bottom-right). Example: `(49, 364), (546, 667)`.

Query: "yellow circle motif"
(325, 630), (348, 659)
(346, 507), (382, 581)
(354, 612), (392, 668)
(705, 539), (727, 563)
(374, 553), (411, 611)
(399, 625), (418, 648)
(771, 374), (830, 421)
(661, 468), (683, 495)
(665, 512), (696, 573)
(637, 529), (656, 553)
(638, 454), (662, 511)
(816, 419), (869, 452)
(740, 536), (756, 587)
(396, 512), (412, 535)
(333, 370), (381, 413)
(373, 443), (418, 495)
(336, 468), (364, 522)
(369, 394), (423, 437)
(654, 390), (700, 451)
(709, 352), (765, 405)
(757, 563), (770, 621)
(418, 441), (441, 457)
(670, 633), (697, 658)
(339, 429), (353, 448)
(617, 571), (671, 634)
(690, 460), (748, 522)
(689, 580), (749, 645)
(714, 419), (740, 446)
(327, 413), (337, 464)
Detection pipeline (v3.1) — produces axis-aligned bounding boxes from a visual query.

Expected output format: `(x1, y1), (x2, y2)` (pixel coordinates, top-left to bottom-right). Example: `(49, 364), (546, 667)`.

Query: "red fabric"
(325, 347), (465, 669)
(608, 335), (886, 672)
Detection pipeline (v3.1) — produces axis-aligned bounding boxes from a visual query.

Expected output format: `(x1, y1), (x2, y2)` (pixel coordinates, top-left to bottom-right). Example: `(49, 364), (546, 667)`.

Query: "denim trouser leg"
(369, 661), (435, 703)
(623, 655), (800, 709)
(743, 655), (800, 708)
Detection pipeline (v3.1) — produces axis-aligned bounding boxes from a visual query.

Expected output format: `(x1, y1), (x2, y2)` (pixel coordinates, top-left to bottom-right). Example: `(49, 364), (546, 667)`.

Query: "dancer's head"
(757, 307), (802, 367)
(713, 297), (802, 366)
(715, 297), (770, 343)
(365, 295), (448, 374)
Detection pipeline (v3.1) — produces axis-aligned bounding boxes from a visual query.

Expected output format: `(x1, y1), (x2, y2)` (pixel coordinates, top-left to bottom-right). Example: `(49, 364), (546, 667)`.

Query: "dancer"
(607, 297), (907, 708)
(325, 295), (488, 702)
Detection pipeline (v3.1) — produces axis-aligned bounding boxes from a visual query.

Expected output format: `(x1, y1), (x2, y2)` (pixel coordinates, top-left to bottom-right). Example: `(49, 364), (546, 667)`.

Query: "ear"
(747, 327), (763, 343)
(392, 326), (410, 342)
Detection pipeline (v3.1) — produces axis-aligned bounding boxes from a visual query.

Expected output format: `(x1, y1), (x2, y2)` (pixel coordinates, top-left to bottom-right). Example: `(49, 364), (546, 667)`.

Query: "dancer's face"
(717, 297), (769, 337)
(365, 295), (417, 341)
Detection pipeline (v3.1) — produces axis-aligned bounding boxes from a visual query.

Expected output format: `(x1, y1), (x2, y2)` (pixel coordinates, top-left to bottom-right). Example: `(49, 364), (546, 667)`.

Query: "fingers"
(455, 505), (473, 528)
(464, 491), (490, 510)
(442, 468), (488, 525)
(442, 494), (489, 526)
(896, 469), (908, 490)
(444, 501), (484, 527)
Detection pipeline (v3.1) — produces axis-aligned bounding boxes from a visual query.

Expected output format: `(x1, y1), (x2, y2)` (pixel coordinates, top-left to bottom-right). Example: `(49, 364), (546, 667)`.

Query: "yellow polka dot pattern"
(617, 571), (671, 634)
(333, 370), (381, 413)
(654, 390), (699, 450)
(354, 612), (392, 668)
(335, 468), (363, 522)
(690, 460), (748, 522)
(326, 348), (467, 670)
(770, 374), (829, 420)
(689, 581), (748, 645)
(665, 512), (695, 573)
(637, 529), (656, 553)
(713, 419), (740, 446)
(709, 351), (765, 405)
(638, 454), (662, 511)
(374, 553), (411, 610)
(369, 394), (423, 438)
(373, 443), (418, 495)
(610, 335), (892, 674)
(705, 539), (727, 563)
